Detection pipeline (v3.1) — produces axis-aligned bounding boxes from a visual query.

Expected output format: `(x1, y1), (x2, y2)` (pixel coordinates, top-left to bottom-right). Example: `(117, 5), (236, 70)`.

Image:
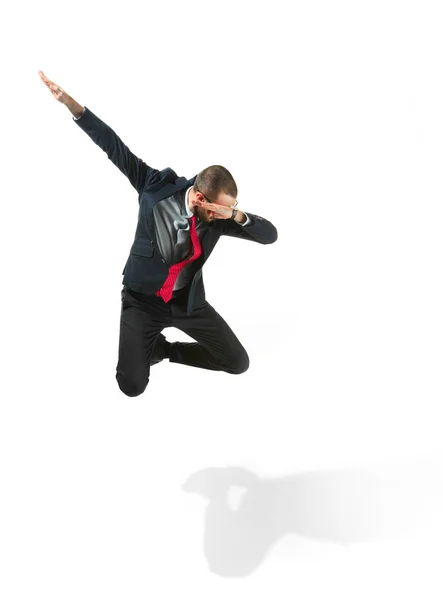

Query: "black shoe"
(150, 333), (169, 366)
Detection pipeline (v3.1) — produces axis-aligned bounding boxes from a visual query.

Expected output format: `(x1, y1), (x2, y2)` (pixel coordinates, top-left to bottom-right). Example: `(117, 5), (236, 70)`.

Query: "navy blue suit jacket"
(73, 107), (278, 314)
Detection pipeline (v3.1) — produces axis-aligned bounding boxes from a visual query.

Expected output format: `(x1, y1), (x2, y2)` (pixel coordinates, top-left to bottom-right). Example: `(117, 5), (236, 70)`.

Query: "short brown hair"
(194, 165), (237, 200)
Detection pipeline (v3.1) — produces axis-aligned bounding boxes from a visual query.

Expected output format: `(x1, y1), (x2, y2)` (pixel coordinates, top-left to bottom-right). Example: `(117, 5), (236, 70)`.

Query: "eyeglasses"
(195, 184), (238, 209)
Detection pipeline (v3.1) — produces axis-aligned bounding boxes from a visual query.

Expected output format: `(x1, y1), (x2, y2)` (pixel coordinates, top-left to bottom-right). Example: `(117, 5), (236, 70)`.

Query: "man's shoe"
(150, 333), (170, 366)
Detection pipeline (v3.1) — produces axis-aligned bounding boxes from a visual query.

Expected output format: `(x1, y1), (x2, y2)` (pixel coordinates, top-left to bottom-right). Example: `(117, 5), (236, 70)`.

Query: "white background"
(1, 0), (443, 597)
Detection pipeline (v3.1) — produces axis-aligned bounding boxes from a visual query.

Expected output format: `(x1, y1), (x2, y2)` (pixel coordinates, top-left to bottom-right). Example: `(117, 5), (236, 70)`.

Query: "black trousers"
(115, 285), (249, 397)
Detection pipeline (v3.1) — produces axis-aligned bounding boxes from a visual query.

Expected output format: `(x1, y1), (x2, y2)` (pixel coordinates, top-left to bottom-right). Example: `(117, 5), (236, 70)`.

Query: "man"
(38, 70), (278, 397)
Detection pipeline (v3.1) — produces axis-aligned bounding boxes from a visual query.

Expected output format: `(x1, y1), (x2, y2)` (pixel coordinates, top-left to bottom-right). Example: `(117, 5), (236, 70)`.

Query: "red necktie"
(156, 215), (202, 303)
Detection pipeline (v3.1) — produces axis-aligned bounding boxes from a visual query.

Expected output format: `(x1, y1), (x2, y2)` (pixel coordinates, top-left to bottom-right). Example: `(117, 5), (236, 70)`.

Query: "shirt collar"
(184, 186), (194, 218)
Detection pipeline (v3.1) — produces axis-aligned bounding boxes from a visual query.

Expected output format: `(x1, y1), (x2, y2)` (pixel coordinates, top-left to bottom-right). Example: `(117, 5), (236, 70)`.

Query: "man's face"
(194, 191), (237, 223)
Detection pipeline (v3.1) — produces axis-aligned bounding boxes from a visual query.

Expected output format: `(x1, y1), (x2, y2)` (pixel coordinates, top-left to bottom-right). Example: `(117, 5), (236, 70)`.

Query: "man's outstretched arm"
(213, 211), (278, 244)
(38, 70), (159, 195)
(70, 104), (160, 194)
(192, 196), (277, 244)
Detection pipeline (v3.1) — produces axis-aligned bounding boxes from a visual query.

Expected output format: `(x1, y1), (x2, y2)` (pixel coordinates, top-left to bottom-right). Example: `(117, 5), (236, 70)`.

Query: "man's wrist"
(233, 210), (247, 224)
(65, 95), (85, 118)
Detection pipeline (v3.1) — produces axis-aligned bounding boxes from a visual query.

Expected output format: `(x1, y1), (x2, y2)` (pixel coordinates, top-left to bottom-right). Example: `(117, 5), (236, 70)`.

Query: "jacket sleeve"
(212, 212), (278, 244)
(72, 106), (160, 194)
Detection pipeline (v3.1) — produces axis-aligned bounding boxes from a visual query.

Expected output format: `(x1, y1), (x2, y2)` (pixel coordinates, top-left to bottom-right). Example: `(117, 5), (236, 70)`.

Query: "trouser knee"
(116, 372), (149, 397)
(225, 350), (250, 374)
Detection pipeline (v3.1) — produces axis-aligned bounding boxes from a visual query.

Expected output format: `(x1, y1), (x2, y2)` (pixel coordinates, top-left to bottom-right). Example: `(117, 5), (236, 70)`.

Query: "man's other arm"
(212, 211), (278, 244)
(66, 97), (160, 194)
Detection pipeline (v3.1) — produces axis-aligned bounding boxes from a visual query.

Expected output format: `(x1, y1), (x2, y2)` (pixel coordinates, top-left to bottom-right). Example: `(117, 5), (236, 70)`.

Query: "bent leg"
(169, 300), (249, 374)
(115, 288), (169, 397)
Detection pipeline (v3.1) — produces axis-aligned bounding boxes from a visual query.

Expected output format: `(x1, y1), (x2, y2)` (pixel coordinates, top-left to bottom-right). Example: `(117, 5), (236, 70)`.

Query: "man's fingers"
(39, 71), (50, 83)
(199, 201), (216, 210)
(39, 71), (57, 89)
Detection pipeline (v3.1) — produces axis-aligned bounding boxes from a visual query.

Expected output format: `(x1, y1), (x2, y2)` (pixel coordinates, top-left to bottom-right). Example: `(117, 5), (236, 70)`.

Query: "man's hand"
(38, 70), (84, 118)
(192, 198), (245, 222)
(38, 70), (70, 104)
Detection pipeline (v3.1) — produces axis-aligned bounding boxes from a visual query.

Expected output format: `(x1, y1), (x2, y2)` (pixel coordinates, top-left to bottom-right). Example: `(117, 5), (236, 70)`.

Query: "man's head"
(190, 165), (238, 223)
